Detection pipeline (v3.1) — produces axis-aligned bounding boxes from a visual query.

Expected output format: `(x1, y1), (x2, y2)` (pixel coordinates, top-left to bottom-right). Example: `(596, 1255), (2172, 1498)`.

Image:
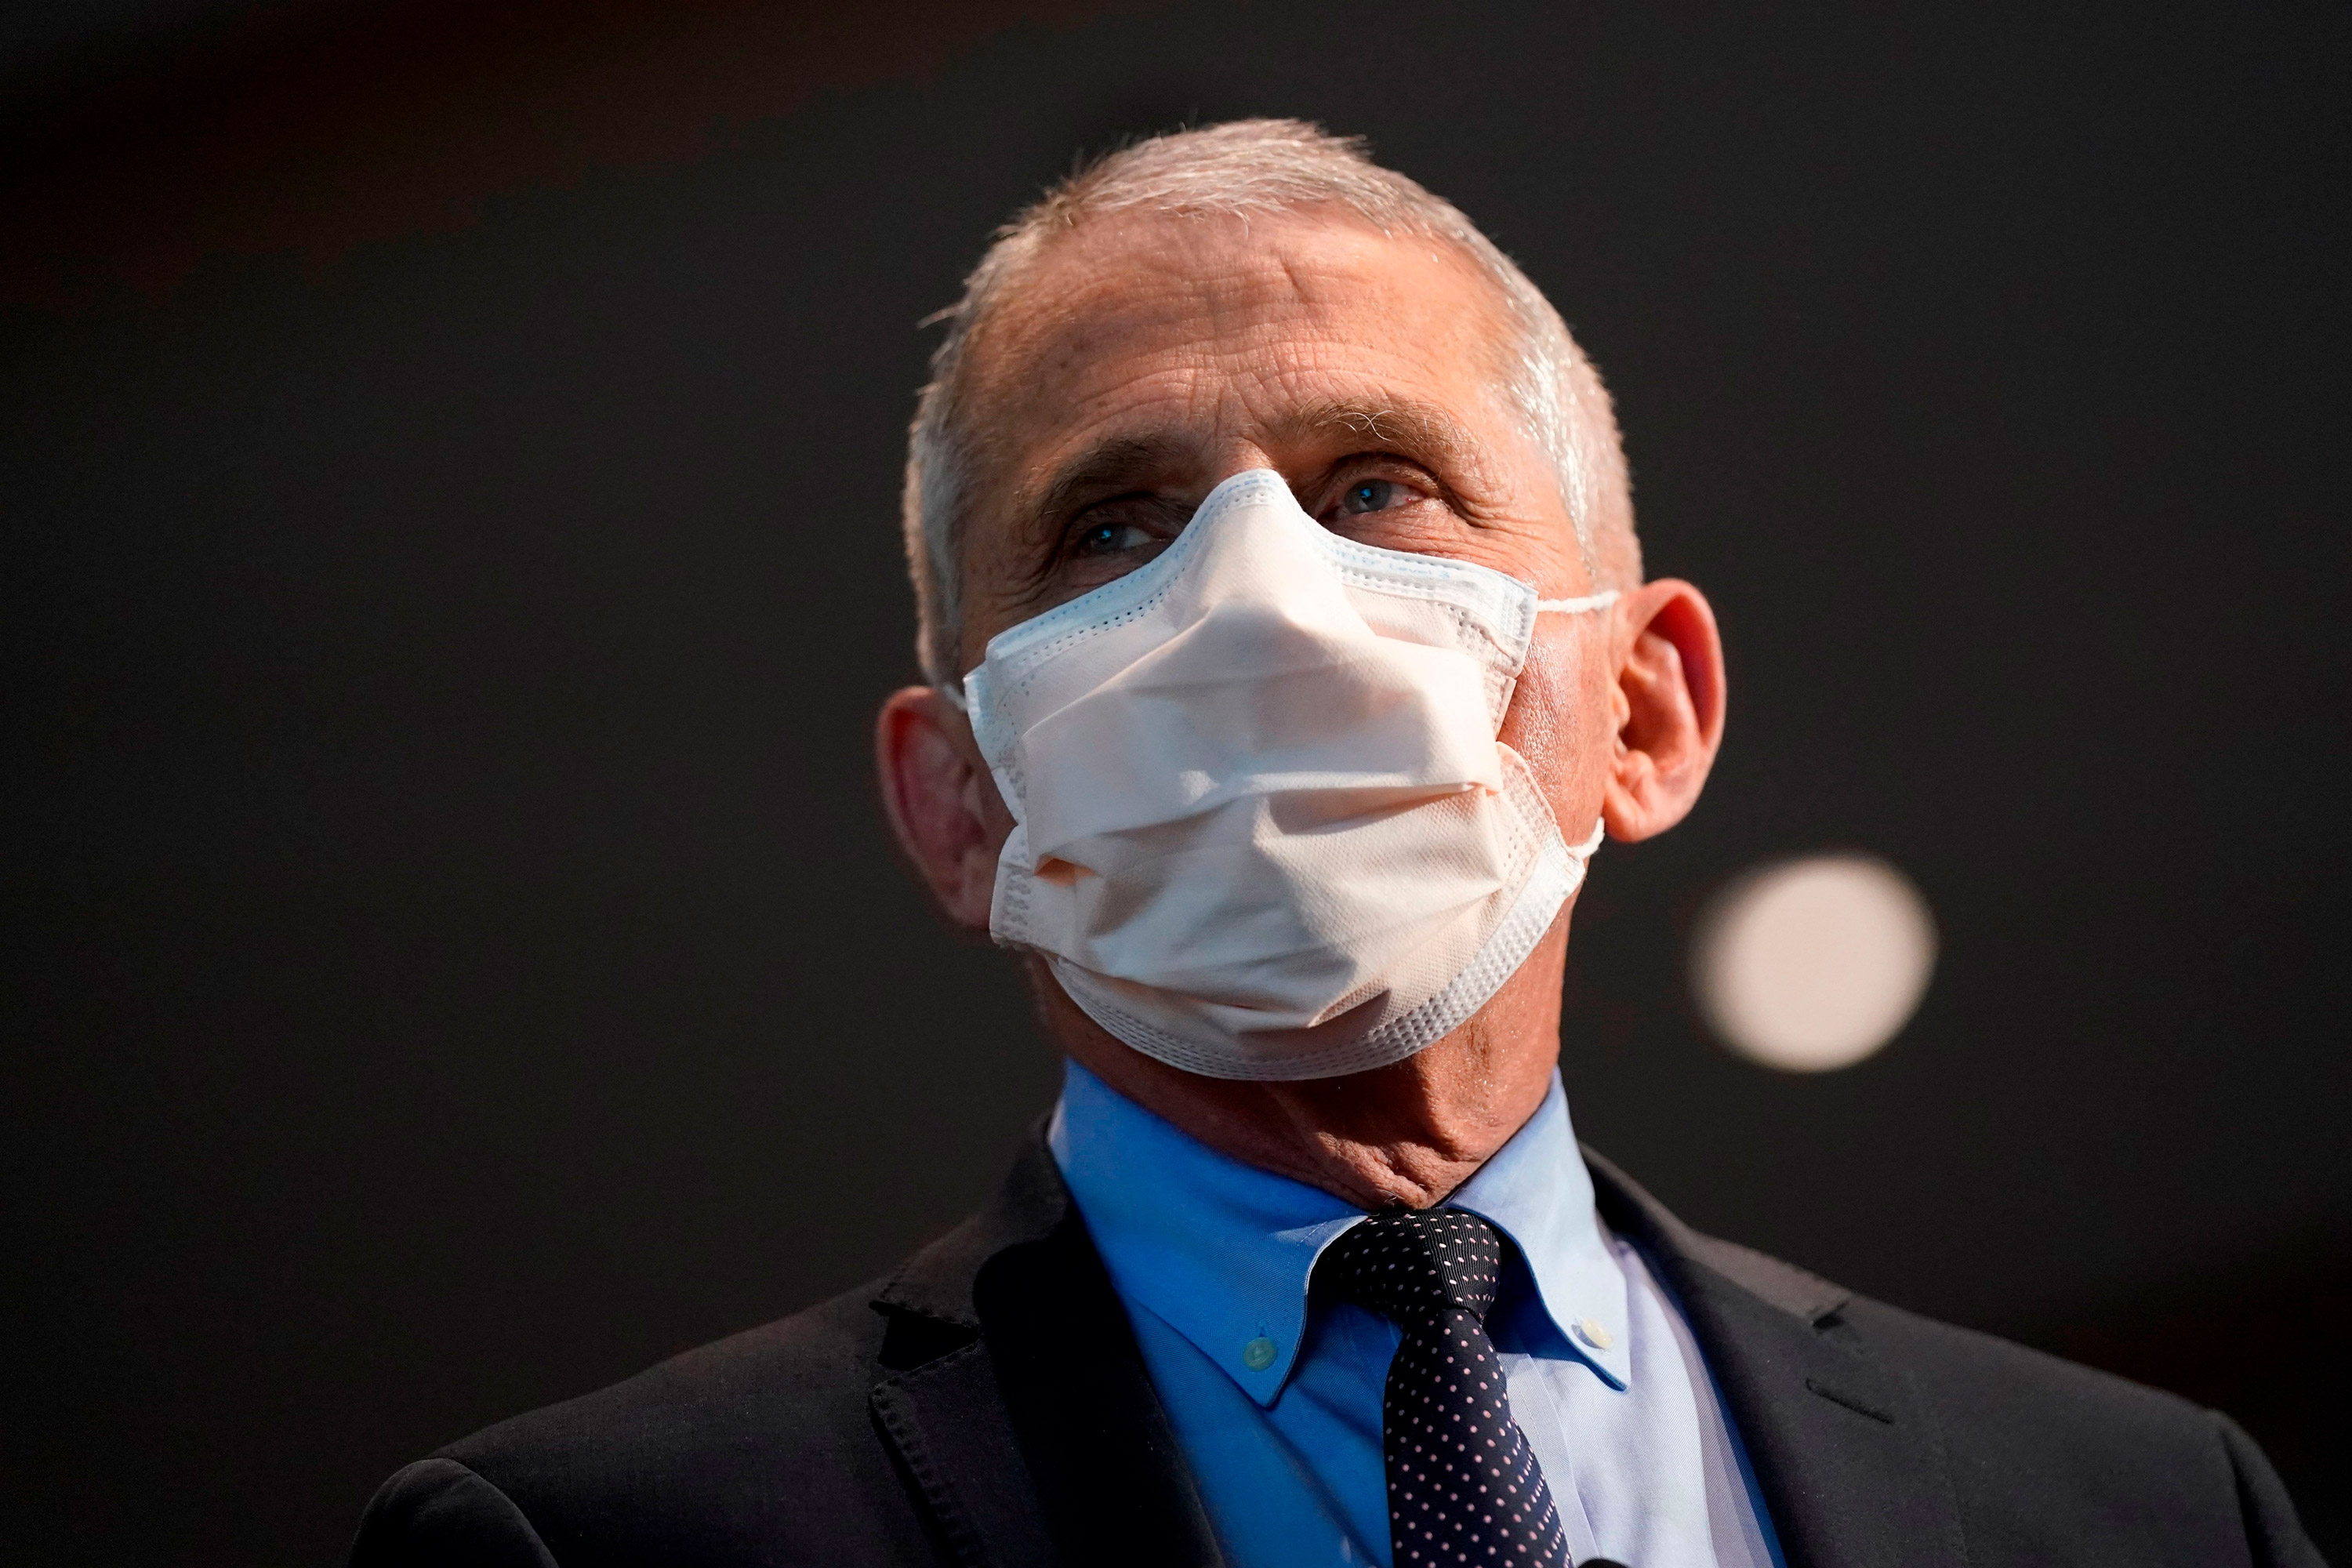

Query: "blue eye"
(1076, 520), (1156, 557)
(1342, 479), (1399, 515)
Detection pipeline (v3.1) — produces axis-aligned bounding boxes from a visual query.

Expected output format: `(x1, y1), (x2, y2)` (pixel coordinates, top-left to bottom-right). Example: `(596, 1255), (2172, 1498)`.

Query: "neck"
(1029, 922), (1568, 1210)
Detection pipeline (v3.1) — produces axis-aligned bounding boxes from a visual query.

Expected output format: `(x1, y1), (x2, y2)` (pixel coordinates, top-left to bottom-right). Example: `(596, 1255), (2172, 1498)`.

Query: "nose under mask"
(958, 467), (1613, 1082)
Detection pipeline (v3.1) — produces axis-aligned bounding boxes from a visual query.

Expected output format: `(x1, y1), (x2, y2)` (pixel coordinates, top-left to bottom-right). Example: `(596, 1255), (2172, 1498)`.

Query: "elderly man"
(352, 122), (2319, 1567)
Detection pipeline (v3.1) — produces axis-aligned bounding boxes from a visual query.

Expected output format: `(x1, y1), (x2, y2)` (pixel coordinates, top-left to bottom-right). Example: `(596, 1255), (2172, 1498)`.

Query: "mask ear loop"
(1534, 590), (1620, 615)
(1566, 815), (1607, 859)
(933, 681), (969, 714)
(1530, 591), (1618, 858)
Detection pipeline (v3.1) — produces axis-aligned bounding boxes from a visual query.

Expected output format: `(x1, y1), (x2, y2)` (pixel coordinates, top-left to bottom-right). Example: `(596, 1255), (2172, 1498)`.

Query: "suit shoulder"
(374, 1278), (938, 1566)
(1843, 1290), (2213, 1436)
(450, 1275), (889, 1473)
(1839, 1293), (2287, 1561)
(1595, 1154), (2318, 1563)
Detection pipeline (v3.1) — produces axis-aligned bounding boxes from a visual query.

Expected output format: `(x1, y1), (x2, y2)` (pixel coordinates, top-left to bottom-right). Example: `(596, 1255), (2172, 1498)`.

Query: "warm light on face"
(1691, 854), (1937, 1072)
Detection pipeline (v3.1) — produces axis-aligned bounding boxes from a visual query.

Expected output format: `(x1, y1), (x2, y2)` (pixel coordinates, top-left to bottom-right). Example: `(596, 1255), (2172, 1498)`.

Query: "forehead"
(963, 209), (1525, 464)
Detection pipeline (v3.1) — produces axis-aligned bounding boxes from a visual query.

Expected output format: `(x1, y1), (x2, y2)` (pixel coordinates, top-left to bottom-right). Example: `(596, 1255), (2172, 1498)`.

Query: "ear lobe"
(1601, 580), (1726, 844)
(874, 686), (1008, 929)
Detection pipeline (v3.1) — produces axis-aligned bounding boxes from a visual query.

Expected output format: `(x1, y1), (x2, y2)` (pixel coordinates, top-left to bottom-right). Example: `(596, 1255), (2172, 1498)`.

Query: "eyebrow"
(1029, 433), (1195, 535)
(1270, 397), (1487, 474)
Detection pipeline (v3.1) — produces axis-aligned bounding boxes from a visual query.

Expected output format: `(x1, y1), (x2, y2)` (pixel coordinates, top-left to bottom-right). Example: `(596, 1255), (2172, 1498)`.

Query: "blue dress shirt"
(1050, 1060), (1786, 1568)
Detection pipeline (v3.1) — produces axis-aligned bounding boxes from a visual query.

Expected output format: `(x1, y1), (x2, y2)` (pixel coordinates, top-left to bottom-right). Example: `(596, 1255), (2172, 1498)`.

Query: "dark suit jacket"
(351, 1131), (2323, 1566)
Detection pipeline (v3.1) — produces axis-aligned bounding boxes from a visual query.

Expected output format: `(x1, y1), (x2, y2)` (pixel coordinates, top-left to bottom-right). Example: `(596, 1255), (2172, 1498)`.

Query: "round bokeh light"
(1692, 854), (1937, 1072)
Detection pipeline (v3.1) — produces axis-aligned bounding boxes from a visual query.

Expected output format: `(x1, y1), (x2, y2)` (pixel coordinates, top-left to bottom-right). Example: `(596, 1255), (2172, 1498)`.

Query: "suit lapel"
(870, 1337), (1059, 1567)
(869, 1128), (1226, 1568)
(1585, 1150), (1969, 1568)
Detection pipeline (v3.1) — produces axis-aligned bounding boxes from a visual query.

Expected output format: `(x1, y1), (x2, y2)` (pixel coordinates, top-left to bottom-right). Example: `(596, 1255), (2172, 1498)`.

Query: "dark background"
(5, 2), (2347, 1563)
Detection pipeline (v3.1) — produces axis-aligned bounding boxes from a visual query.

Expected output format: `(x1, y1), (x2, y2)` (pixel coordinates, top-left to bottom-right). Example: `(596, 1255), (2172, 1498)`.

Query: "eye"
(1073, 519), (1160, 557)
(1340, 478), (1404, 515)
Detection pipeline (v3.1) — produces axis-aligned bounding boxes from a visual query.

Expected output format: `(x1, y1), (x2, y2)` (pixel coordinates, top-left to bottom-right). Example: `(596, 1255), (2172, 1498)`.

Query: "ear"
(874, 685), (1011, 930)
(1601, 579), (1727, 843)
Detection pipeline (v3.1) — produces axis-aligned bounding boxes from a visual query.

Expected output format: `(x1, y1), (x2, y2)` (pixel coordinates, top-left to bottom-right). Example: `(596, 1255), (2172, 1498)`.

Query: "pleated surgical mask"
(956, 468), (1613, 1081)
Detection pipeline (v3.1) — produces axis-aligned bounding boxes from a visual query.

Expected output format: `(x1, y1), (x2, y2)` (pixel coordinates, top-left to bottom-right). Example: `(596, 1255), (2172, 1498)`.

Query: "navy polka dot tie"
(1319, 1207), (1573, 1567)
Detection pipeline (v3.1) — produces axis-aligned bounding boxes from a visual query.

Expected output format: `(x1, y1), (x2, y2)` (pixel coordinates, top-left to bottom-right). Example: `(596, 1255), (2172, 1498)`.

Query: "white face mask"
(957, 468), (1613, 1082)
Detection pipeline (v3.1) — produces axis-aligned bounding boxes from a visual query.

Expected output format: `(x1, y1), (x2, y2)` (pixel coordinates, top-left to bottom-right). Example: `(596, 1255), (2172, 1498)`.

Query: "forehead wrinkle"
(971, 217), (1492, 432)
(985, 217), (1449, 401)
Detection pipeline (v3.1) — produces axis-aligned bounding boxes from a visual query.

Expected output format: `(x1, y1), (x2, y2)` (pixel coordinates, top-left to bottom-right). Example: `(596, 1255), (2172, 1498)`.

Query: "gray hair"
(901, 118), (1636, 685)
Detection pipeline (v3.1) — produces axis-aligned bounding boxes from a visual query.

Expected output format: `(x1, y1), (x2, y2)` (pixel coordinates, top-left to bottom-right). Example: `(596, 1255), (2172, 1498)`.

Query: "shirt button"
(1573, 1317), (1614, 1350)
(1241, 1336), (1278, 1370)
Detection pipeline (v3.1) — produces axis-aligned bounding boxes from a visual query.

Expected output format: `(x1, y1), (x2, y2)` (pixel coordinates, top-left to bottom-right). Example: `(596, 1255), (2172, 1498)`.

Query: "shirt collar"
(1049, 1059), (1632, 1407)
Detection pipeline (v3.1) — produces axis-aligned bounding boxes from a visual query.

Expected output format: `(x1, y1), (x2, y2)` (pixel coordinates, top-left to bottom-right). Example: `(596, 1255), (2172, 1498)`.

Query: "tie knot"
(1319, 1207), (1505, 1323)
